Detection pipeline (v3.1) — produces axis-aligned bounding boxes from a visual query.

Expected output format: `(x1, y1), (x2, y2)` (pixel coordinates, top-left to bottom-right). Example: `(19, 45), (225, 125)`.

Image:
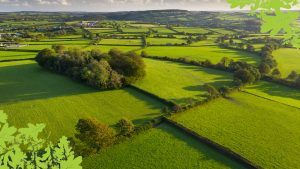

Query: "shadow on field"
(0, 63), (97, 103)
(157, 123), (243, 168)
(247, 81), (300, 101)
(0, 62), (167, 113)
(211, 48), (259, 64)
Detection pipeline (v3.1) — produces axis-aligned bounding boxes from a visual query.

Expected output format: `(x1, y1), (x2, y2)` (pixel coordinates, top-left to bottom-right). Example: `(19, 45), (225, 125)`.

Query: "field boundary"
(128, 85), (176, 107)
(241, 91), (300, 110)
(162, 117), (261, 169)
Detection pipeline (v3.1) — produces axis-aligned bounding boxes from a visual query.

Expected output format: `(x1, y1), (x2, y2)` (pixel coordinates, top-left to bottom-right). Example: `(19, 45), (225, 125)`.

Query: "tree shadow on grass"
(0, 62), (167, 117)
(247, 81), (300, 101)
(157, 123), (245, 169)
(0, 63), (97, 104)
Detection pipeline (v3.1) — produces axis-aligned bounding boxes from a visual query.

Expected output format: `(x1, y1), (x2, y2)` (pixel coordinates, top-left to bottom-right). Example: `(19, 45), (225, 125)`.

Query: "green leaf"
(0, 110), (7, 124)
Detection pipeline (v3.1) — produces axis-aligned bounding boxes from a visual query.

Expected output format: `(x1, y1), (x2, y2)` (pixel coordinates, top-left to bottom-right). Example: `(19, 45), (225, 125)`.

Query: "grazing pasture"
(0, 51), (36, 61)
(99, 38), (142, 46)
(134, 58), (233, 105)
(83, 123), (244, 169)
(172, 92), (300, 169)
(245, 81), (300, 108)
(147, 38), (186, 45)
(0, 60), (165, 141)
(123, 27), (149, 33)
(273, 48), (300, 77)
(152, 27), (175, 34)
(173, 27), (210, 34)
(140, 46), (260, 64)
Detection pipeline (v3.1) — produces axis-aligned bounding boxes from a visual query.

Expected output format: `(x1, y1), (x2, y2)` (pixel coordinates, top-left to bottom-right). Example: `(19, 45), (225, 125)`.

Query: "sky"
(0, 0), (233, 12)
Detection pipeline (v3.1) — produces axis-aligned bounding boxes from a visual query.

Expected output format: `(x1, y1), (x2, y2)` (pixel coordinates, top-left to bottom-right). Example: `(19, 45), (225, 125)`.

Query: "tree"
(272, 68), (281, 78)
(75, 118), (116, 155)
(52, 45), (66, 54)
(259, 63), (271, 74)
(109, 50), (145, 83)
(217, 57), (231, 68)
(116, 118), (135, 137)
(204, 84), (219, 98)
(234, 69), (255, 84)
(287, 70), (298, 80)
(0, 111), (82, 169)
(219, 86), (231, 97)
(296, 77), (300, 87)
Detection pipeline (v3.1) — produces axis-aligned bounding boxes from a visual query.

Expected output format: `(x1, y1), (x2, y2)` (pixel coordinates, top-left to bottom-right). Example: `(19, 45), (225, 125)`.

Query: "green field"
(0, 51), (37, 61)
(87, 28), (117, 34)
(85, 45), (140, 52)
(245, 81), (300, 108)
(273, 48), (300, 77)
(140, 46), (260, 64)
(99, 38), (142, 46)
(147, 38), (186, 45)
(173, 27), (210, 34)
(172, 92), (300, 169)
(0, 60), (165, 141)
(152, 27), (175, 34)
(134, 59), (233, 105)
(83, 123), (244, 169)
(123, 27), (149, 33)
(210, 28), (236, 35)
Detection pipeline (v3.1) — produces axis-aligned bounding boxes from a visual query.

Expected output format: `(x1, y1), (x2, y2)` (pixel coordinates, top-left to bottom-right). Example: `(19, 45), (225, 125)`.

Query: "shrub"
(286, 70), (298, 80)
(272, 68), (281, 78)
(234, 69), (255, 84)
(203, 84), (219, 98)
(116, 118), (135, 137)
(259, 63), (271, 75)
(75, 118), (116, 156)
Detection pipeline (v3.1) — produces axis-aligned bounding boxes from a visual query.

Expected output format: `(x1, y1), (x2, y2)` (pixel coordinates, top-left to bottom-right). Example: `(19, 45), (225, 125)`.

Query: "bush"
(286, 70), (298, 80)
(259, 63), (271, 75)
(203, 84), (219, 98)
(234, 69), (255, 84)
(75, 118), (116, 156)
(116, 118), (135, 137)
(272, 68), (281, 78)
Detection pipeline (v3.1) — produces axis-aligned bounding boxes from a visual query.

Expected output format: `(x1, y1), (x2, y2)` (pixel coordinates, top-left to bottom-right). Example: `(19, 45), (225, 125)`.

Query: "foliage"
(74, 118), (116, 156)
(35, 48), (145, 89)
(227, 0), (300, 47)
(0, 111), (82, 169)
(116, 118), (135, 137)
(203, 84), (220, 98)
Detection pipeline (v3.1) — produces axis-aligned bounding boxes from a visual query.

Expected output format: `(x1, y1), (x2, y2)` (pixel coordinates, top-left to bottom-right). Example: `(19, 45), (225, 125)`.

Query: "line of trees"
(36, 46), (145, 89)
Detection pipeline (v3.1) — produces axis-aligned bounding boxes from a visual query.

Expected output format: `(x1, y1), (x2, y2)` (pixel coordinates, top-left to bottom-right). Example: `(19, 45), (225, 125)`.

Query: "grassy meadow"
(0, 60), (165, 141)
(83, 123), (244, 169)
(140, 46), (260, 64)
(273, 48), (300, 77)
(245, 81), (300, 108)
(172, 92), (300, 169)
(0, 51), (37, 61)
(134, 58), (233, 105)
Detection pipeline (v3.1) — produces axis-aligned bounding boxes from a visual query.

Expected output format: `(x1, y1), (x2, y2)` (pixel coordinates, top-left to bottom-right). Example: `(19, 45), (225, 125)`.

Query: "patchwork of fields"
(172, 92), (300, 168)
(1, 17), (299, 169)
(83, 123), (244, 169)
(0, 60), (165, 141)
